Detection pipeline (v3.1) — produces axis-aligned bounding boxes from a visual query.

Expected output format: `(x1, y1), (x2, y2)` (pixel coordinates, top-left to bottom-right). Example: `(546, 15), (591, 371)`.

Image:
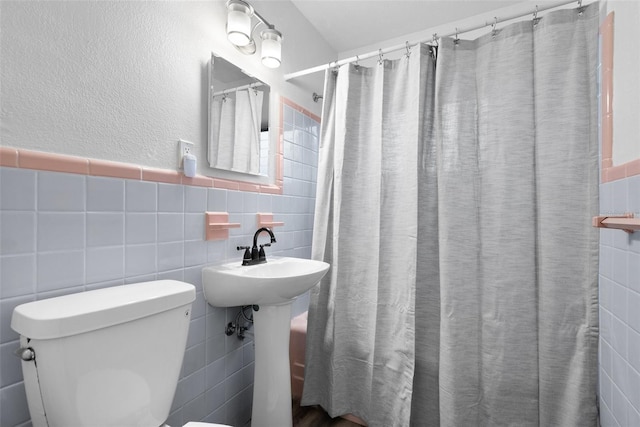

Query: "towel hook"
(312, 92), (323, 103)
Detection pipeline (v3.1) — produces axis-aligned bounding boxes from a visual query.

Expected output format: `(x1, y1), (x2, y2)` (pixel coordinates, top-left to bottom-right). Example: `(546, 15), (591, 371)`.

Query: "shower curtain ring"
(454, 28), (460, 45)
(533, 5), (540, 26)
(354, 55), (360, 70)
(432, 33), (439, 46)
(491, 17), (498, 38)
(405, 41), (411, 58)
(378, 49), (384, 65)
(577, 0), (584, 15)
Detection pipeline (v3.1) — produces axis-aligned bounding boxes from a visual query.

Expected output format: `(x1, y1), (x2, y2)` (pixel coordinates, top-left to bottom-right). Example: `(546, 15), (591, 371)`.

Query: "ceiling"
(289, 0), (527, 53)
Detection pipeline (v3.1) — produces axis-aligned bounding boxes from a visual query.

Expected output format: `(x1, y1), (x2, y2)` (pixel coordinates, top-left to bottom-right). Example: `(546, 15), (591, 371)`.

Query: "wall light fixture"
(225, 0), (283, 68)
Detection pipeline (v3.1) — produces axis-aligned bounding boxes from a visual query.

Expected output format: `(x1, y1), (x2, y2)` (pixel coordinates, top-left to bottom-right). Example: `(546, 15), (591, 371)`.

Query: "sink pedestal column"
(251, 302), (293, 427)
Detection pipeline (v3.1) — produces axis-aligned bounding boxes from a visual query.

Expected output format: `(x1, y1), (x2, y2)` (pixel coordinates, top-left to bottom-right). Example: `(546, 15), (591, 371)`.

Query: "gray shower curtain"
(303, 4), (599, 427)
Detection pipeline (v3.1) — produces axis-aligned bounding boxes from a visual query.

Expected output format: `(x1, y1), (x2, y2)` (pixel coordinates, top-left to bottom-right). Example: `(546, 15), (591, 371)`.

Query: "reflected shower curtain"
(303, 4), (599, 427)
(208, 88), (263, 174)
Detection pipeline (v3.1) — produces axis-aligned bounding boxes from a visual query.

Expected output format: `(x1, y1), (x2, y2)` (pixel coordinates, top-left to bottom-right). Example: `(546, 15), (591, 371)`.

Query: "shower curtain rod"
(284, 0), (588, 81)
(212, 82), (266, 97)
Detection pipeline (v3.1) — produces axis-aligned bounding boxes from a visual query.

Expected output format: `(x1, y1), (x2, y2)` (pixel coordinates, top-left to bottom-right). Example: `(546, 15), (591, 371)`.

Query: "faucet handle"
(237, 246), (252, 265)
(258, 243), (271, 261)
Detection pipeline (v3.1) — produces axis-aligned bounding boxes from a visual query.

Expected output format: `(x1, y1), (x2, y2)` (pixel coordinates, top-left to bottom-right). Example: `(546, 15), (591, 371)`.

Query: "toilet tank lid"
(11, 280), (195, 340)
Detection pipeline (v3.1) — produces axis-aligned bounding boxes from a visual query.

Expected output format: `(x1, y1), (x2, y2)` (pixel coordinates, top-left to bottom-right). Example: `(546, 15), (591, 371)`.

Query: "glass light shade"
(261, 29), (282, 68)
(227, 9), (251, 46)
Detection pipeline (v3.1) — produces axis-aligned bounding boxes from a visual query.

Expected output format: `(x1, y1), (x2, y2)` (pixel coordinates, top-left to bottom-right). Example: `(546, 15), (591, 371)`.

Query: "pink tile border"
(0, 96), (321, 192)
(89, 159), (142, 180)
(600, 12), (640, 183)
(0, 147), (18, 167)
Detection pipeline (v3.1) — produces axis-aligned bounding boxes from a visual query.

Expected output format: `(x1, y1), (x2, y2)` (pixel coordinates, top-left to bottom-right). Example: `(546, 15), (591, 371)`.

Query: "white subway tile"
(1, 255), (35, 298)
(185, 213), (204, 241)
(1, 212), (35, 255)
(629, 290), (640, 333)
(87, 176), (124, 211)
(87, 212), (124, 247)
(611, 383), (629, 427)
(86, 246), (123, 284)
(158, 183), (184, 212)
(126, 180), (157, 212)
(38, 172), (85, 211)
(37, 212), (85, 251)
(185, 186), (207, 213)
(629, 252), (640, 294)
(207, 188), (227, 212)
(0, 168), (36, 211)
(0, 341), (22, 387)
(185, 240), (207, 267)
(158, 213), (184, 243)
(0, 382), (30, 426)
(125, 244), (156, 277)
(612, 282), (628, 323)
(242, 192), (257, 213)
(125, 212), (157, 244)
(227, 191), (243, 213)
(36, 250), (84, 292)
(627, 328), (640, 373)
(158, 241), (183, 272)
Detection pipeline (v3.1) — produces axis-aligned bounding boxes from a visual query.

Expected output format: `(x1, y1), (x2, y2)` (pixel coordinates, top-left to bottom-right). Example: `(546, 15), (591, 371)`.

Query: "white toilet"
(11, 280), (230, 427)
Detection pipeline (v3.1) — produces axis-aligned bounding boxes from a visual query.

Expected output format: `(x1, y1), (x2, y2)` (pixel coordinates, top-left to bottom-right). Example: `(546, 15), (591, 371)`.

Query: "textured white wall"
(0, 0), (333, 173)
(607, 0), (640, 166)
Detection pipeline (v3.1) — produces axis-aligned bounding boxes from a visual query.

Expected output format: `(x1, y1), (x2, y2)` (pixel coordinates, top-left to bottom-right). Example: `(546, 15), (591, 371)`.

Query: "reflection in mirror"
(208, 53), (270, 176)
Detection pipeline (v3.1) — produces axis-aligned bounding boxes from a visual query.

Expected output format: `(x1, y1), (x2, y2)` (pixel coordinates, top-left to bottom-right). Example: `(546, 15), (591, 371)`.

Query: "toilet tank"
(11, 280), (195, 427)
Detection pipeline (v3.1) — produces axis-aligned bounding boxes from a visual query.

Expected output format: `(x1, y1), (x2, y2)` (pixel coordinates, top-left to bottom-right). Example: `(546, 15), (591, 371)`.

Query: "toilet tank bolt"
(14, 347), (35, 362)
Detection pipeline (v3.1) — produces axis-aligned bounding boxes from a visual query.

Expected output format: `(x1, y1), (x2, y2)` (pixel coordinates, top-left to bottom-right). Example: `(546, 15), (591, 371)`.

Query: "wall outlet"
(177, 139), (194, 169)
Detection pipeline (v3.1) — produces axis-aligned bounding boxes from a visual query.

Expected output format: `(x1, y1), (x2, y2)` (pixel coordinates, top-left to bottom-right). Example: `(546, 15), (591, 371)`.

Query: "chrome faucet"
(237, 227), (277, 266)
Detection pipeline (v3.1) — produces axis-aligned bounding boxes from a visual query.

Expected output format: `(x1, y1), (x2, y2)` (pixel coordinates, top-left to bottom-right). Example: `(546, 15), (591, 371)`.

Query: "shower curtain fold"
(303, 4), (599, 427)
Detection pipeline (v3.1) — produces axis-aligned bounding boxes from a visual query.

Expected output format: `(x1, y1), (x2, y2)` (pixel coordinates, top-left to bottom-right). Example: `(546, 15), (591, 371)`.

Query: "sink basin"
(202, 256), (330, 307)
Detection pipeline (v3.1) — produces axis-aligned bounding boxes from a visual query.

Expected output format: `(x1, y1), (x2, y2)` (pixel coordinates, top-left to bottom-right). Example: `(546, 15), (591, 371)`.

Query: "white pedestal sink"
(202, 257), (330, 427)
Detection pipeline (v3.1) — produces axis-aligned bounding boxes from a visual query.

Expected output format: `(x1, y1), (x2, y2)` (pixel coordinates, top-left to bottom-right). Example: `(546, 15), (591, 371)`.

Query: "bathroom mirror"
(208, 53), (270, 176)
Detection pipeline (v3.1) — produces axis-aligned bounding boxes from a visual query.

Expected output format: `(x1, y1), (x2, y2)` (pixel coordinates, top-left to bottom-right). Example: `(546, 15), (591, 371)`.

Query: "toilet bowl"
(11, 280), (231, 427)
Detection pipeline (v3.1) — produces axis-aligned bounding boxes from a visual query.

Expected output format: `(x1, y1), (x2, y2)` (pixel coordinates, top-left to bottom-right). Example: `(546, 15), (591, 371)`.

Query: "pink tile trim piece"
(601, 70), (614, 116)
(19, 149), (89, 175)
(182, 175), (214, 188)
(89, 158), (142, 180)
(601, 112), (613, 164)
(238, 182), (261, 192)
(142, 168), (182, 184)
(259, 185), (281, 194)
(0, 147), (19, 167)
(625, 159), (640, 177)
(597, 13), (640, 182)
(213, 178), (240, 191)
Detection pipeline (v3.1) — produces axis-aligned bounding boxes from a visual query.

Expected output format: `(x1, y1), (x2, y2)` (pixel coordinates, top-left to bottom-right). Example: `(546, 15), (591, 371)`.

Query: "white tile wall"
(599, 174), (640, 426)
(0, 104), (319, 427)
